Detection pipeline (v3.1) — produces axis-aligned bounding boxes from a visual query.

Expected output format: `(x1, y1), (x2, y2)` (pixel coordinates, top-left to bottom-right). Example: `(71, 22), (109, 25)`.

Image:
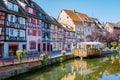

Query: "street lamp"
(45, 33), (48, 54)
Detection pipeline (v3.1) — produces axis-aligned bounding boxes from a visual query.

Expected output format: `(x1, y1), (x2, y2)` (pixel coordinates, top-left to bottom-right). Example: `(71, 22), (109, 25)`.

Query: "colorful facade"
(50, 17), (65, 51)
(58, 9), (98, 48)
(64, 30), (76, 50)
(57, 25), (65, 51)
(0, 0), (27, 58)
(0, 11), (6, 58)
(32, 1), (53, 53)
(17, 0), (42, 53)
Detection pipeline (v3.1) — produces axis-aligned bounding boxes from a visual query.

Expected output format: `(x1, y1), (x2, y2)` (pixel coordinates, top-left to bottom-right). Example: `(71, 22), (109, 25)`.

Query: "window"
(28, 29), (33, 35)
(80, 22), (83, 25)
(29, 7), (33, 14)
(14, 5), (18, 12)
(59, 35), (62, 40)
(41, 21), (44, 27)
(20, 30), (25, 37)
(52, 34), (56, 39)
(8, 14), (16, 22)
(53, 43), (56, 48)
(79, 28), (83, 31)
(29, 18), (32, 23)
(36, 19), (38, 24)
(59, 43), (62, 48)
(19, 17), (25, 24)
(68, 45), (71, 48)
(0, 28), (2, 35)
(88, 28), (91, 32)
(7, 2), (18, 12)
(9, 28), (14, 36)
(14, 29), (18, 37)
(30, 41), (36, 49)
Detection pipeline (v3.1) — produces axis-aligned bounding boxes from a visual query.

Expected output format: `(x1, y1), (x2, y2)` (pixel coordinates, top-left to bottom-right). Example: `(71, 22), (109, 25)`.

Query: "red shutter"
(38, 20), (41, 25)
(33, 10), (36, 14)
(33, 30), (36, 36)
(28, 29), (30, 35)
(26, 6), (29, 12)
(38, 30), (41, 36)
(26, 18), (29, 23)
(32, 18), (36, 24)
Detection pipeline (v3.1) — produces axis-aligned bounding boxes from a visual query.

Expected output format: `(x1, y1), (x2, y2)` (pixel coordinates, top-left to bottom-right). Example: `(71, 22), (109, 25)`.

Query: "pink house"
(18, 0), (42, 53)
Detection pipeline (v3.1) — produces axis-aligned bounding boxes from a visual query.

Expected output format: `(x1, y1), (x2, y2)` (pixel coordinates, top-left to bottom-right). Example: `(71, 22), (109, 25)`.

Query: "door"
(38, 44), (40, 52)
(22, 45), (26, 50)
(51, 45), (52, 52)
(0, 44), (3, 58)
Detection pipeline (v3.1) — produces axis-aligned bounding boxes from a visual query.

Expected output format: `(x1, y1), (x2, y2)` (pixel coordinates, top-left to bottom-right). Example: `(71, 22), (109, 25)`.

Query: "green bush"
(111, 47), (114, 51)
(16, 50), (27, 63)
(111, 42), (118, 48)
(105, 47), (109, 51)
(41, 53), (48, 64)
(116, 47), (119, 51)
(61, 50), (66, 56)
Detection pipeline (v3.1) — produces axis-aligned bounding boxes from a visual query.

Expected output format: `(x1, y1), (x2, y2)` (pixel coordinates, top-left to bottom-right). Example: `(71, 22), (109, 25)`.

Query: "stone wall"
(0, 54), (73, 79)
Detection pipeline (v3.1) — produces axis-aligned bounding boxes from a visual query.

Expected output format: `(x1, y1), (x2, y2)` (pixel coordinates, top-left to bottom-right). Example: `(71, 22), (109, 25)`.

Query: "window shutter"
(32, 18), (36, 24)
(38, 30), (41, 36)
(33, 30), (36, 36)
(33, 10), (36, 14)
(25, 6), (29, 12)
(28, 29), (30, 35)
(8, 14), (11, 21)
(38, 20), (41, 25)
(13, 15), (16, 22)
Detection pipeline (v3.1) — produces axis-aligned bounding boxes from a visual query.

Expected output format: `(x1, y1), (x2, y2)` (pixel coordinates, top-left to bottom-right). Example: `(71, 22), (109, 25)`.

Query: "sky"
(34, 0), (120, 23)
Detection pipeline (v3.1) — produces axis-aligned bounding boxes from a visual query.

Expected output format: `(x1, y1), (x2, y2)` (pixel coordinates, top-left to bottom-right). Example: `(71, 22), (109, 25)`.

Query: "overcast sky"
(34, 0), (120, 23)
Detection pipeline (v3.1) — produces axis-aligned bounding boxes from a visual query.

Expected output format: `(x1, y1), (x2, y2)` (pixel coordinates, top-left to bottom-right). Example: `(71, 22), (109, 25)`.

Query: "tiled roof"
(63, 9), (92, 22)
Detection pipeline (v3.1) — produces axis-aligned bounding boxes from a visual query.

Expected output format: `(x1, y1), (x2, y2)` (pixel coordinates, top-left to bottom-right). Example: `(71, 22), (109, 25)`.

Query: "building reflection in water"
(72, 60), (88, 75)
(61, 59), (88, 80)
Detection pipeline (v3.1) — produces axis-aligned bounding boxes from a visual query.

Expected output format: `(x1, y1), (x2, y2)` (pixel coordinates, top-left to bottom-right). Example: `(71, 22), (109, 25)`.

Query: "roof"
(50, 16), (67, 30)
(116, 22), (120, 26)
(106, 22), (120, 28)
(63, 9), (92, 22)
(61, 23), (75, 31)
(90, 18), (104, 29)
(0, 0), (26, 18)
(17, 0), (40, 19)
(32, 1), (55, 23)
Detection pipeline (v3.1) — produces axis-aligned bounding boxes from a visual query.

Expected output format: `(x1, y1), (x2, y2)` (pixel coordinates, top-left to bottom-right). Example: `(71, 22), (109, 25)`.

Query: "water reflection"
(9, 58), (120, 80)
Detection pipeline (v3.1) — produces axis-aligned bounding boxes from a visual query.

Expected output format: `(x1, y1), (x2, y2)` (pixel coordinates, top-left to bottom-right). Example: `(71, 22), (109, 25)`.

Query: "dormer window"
(4, 1), (18, 12)
(25, 6), (36, 14)
(31, 3), (34, 7)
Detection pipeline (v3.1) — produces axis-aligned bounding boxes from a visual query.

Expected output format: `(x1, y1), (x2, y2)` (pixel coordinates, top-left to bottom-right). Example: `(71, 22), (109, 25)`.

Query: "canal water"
(8, 58), (120, 80)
